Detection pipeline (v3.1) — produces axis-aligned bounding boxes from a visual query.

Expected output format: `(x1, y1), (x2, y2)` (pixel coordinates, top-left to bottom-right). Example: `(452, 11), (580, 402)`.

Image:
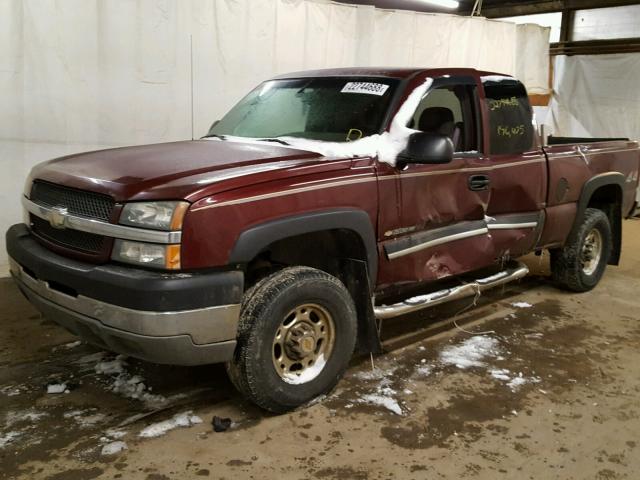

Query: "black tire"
(550, 207), (612, 292)
(226, 266), (357, 413)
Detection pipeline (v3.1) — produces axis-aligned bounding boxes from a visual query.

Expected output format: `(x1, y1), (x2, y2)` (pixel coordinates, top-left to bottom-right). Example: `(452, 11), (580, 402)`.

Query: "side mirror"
(397, 132), (454, 166)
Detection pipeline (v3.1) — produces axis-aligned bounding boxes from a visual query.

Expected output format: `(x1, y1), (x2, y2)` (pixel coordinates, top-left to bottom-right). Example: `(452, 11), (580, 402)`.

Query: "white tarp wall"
(0, 0), (549, 270)
(548, 53), (640, 142)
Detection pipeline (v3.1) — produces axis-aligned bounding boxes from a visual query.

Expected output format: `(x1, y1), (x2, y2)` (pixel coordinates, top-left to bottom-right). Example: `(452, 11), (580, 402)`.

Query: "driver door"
(378, 75), (494, 287)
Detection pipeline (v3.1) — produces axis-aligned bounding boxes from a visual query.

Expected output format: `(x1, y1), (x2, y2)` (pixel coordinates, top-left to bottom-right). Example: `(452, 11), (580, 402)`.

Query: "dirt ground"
(2, 220), (640, 480)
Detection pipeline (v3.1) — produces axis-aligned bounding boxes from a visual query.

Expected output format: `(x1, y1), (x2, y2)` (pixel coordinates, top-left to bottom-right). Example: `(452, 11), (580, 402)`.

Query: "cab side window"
(410, 84), (479, 153)
(483, 80), (534, 155)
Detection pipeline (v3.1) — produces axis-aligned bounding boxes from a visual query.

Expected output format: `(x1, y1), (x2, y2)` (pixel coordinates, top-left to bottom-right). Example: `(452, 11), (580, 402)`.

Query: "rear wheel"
(550, 207), (612, 292)
(226, 267), (357, 413)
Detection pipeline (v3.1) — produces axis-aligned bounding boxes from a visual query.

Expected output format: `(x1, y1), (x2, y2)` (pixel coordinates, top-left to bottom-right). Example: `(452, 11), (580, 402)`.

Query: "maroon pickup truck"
(7, 67), (640, 412)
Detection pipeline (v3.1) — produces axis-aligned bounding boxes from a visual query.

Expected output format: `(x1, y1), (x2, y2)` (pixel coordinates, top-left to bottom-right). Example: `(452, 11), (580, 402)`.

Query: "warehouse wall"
(0, 0), (550, 271)
(548, 53), (640, 143)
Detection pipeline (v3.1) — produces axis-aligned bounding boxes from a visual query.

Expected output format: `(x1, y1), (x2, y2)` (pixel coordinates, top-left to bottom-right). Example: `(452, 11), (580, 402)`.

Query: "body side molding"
(384, 220), (488, 260)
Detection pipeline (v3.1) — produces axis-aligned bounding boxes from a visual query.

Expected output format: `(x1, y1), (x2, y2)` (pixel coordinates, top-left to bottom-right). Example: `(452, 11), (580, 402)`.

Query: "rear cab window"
(482, 77), (534, 155)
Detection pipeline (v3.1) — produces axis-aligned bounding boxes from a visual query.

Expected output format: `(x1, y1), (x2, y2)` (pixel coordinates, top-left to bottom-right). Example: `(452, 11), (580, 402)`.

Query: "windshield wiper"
(257, 138), (290, 146)
(201, 134), (226, 140)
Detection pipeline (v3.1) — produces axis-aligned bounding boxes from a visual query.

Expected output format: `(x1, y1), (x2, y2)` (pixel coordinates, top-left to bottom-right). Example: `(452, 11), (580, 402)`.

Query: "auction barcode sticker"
(341, 82), (389, 96)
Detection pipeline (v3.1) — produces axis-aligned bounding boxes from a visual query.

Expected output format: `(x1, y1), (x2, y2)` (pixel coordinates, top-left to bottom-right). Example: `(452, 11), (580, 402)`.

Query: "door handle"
(468, 174), (490, 191)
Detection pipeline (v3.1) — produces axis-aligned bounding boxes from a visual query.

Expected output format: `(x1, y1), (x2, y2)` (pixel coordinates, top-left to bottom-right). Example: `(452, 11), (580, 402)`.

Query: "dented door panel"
(480, 151), (547, 258)
(375, 155), (493, 289)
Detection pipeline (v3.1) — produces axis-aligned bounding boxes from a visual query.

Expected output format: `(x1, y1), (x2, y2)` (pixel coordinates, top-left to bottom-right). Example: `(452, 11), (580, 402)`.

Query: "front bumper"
(6, 224), (244, 366)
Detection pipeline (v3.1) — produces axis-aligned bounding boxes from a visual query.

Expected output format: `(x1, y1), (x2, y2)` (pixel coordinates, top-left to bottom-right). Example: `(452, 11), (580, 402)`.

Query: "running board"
(373, 262), (529, 320)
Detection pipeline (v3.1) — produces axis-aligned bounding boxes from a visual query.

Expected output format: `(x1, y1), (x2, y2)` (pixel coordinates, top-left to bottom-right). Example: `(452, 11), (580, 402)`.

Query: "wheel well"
(245, 228), (369, 287)
(244, 229), (382, 355)
(586, 184), (622, 265)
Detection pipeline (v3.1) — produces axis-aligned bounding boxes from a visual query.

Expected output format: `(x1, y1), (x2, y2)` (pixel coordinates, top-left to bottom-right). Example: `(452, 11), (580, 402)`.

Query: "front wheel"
(550, 207), (612, 292)
(226, 267), (357, 413)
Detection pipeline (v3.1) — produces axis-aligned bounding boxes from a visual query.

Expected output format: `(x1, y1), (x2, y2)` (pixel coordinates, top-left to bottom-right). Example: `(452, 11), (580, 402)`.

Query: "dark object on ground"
(212, 416), (232, 432)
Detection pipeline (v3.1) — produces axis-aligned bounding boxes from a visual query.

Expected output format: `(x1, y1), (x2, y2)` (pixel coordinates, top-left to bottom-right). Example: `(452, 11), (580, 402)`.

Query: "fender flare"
(228, 209), (378, 287)
(572, 172), (625, 231)
(571, 172), (625, 264)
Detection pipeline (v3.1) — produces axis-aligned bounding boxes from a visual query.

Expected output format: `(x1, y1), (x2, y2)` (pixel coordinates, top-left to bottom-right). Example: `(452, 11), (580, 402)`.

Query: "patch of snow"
(490, 369), (540, 391)
(357, 381), (403, 416)
(101, 441), (127, 456)
(353, 364), (400, 388)
(480, 75), (515, 83)
(490, 369), (511, 381)
(359, 393), (403, 415)
(415, 365), (433, 377)
(0, 431), (22, 449)
(64, 410), (107, 428)
(111, 375), (165, 406)
(64, 340), (82, 349)
(5, 410), (47, 426)
(508, 373), (540, 391)
(512, 302), (533, 308)
(46, 383), (68, 394)
(74, 352), (107, 365)
(524, 332), (543, 338)
(139, 411), (203, 439)
(0, 385), (24, 397)
(354, 368), (389, 381)
(104, 429), (127, 440)
(507, 376), (528, 390)
(440, 336), (500, 369)
(94, 356), (126, 375)
(91, 355), (165, 407)
(282, 353), (327, 385)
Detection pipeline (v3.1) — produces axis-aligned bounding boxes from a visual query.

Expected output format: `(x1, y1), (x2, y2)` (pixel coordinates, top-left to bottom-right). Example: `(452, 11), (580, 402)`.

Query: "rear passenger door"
(479, 77), (547, 259)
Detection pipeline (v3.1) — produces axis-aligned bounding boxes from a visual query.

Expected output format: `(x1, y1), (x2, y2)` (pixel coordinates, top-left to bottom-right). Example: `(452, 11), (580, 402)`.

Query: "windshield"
(207, 77), (399, 143)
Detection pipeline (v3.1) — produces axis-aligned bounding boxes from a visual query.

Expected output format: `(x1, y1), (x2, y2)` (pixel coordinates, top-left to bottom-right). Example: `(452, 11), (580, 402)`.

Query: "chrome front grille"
(30, 180), (114, 221)
(29, 181), (115, 255)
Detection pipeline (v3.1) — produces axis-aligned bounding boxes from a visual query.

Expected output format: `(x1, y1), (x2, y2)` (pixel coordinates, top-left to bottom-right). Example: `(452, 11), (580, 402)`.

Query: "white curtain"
(548, 53), (640, 142)
(0, 0), (550, 269)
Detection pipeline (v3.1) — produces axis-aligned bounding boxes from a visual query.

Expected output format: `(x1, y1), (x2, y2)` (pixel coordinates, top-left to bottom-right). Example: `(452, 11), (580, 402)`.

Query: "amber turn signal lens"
(165, 244), (181, 270)
(170, 202), (190, 230)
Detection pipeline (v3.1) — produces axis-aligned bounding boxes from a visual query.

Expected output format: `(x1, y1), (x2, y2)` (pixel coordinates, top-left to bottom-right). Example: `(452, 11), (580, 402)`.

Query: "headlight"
(120, 201), (189, 230)
(112, 240), (181, 270)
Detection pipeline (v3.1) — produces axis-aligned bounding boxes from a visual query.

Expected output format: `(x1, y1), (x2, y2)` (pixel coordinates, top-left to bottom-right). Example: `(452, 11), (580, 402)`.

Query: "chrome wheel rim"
(581, 228), (602, 275)
(272, 303), (335, 385)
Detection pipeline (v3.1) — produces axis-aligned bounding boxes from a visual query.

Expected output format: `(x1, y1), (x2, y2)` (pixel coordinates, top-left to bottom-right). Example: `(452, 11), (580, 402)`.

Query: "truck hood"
(29, 139), (350, 202)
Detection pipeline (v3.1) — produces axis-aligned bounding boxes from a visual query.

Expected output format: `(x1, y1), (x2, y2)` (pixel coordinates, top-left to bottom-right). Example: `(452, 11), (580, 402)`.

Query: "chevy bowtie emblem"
(48, 206), (69, 229)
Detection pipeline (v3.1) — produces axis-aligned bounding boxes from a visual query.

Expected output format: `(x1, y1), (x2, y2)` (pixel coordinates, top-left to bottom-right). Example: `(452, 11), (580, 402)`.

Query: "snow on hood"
(206, 78), (434, 167)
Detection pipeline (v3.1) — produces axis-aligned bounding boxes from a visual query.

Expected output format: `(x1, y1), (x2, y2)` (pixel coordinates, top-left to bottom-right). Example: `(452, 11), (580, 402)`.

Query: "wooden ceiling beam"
(464, 0), (640, 18)
(550, 37), (640, 55)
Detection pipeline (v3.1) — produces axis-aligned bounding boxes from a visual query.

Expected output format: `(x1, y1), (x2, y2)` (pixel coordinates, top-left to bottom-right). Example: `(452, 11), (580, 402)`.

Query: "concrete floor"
(1, 220), (640, 480)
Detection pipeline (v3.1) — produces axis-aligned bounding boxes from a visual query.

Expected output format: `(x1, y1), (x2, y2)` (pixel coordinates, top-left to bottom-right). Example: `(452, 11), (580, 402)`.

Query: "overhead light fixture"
(418, 0), (459, 9)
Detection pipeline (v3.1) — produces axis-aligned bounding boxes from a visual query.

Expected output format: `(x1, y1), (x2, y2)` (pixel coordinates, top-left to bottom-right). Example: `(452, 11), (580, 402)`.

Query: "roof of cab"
(271, 67), (511, 80)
